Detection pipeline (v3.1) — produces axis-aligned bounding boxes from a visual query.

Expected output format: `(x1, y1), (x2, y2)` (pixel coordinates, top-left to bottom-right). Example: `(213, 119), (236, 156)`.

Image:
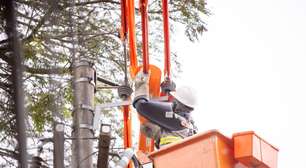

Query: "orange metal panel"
(261, 139), (278, 168)
(149, 130), (236, 168)
(252, 134), (262, 163)
(216, 135), (236, 168)
(234, 133), (263, 167)
(233, 131), (278, 168)
(233, 133), (252, 159)
(234, 162), (249, 168)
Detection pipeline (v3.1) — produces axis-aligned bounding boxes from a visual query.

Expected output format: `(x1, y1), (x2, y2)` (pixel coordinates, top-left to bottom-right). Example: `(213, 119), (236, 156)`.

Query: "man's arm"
(133, 98), (186, 131)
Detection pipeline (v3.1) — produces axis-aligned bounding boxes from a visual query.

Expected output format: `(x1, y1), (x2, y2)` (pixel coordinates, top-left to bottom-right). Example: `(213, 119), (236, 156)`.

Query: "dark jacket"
(133, 97), (197, 144)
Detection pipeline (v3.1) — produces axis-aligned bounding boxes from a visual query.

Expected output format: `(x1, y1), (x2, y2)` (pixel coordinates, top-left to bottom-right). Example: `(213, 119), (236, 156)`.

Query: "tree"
(0, 0), (209, 166)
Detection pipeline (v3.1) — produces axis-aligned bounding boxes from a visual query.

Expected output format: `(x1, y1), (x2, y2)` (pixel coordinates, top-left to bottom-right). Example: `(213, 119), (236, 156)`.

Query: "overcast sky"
(173, 0), (306, 167)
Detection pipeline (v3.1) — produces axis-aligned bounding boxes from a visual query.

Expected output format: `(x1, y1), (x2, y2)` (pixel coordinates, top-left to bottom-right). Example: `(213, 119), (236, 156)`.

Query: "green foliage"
(28, 93), (54, 133)
(64, 86), (73, 105)
(170, 0), (209, 41)
(62, 86), (73, 118)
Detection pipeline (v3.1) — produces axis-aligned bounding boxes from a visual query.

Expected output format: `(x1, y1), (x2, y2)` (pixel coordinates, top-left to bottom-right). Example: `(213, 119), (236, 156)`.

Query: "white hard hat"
(170, 85), (197, 108)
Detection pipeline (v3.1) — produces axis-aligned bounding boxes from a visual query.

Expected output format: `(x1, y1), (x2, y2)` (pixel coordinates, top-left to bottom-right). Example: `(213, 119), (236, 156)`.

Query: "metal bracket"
(93, 101), (130, 131)
(79, 124), (94, 132)
(96, 100), (131, 110)
(71, 124), (94, 134)
(75, 77), (96, 87)
(79, 104), (95, 114)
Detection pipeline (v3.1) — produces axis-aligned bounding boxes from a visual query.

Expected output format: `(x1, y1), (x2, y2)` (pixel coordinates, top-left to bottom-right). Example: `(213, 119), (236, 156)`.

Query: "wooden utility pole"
(48, 75), (65, 168)
(3, 1), (28, 167)
(72, 60), (95, 167)
(30, 157), (43, 168)
(97, 124), (111, 168)
(54, 122), (64, 168)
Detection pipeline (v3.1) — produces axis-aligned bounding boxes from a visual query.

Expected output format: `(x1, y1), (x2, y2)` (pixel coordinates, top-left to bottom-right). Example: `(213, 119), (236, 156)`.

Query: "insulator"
(118, 85), (133, 100)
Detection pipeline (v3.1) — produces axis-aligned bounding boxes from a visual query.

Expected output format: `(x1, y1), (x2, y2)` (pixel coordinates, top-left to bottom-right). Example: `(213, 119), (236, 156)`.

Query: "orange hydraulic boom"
(120, 0), (173, 158)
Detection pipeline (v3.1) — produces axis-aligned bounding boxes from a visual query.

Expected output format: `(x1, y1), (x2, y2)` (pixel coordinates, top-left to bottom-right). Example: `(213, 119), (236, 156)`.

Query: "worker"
(133, 72), (197, 148)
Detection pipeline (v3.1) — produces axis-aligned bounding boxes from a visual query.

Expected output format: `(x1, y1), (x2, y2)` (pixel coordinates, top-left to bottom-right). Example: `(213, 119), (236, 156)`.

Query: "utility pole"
(97, 124), (111, 168)
(3, 1), (28, 167)
(54, 122), (64, 168)
(30, 157), (43, 168)
(72, 60), (96, 167)
(49, 77), (65, 167)
(49, 72), (65, 168)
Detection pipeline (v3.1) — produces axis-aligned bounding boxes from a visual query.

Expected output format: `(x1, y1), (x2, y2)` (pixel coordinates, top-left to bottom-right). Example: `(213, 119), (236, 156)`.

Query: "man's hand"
(174, 113), (192, 129)
(180, 120), (191, 128)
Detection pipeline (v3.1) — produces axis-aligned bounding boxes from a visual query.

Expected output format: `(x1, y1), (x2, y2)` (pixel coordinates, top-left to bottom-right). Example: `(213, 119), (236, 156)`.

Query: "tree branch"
(25, 66), (70, 75)
(0, 47), (12, 65)
(0, 148), (18, 160)
(74, 0), (120, 6)
(22, 6), (54, 43)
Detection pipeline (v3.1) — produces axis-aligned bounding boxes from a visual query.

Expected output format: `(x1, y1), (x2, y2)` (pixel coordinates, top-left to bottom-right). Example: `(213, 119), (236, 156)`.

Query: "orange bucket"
(149, 130), (236, 168)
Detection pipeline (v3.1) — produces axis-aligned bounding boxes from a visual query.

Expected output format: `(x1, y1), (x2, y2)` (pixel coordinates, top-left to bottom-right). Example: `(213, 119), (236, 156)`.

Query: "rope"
(123, 37), (129, 85)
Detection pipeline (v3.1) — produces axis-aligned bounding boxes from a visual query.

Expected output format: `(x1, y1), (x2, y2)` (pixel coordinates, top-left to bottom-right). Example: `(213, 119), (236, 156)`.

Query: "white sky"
(173, 0), (306, 167)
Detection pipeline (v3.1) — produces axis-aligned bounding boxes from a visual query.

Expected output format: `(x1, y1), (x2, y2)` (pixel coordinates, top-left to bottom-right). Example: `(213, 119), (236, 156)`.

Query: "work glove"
(173, 113), (192, 129)
(140, 122), (161, 141)
(134, 71), (150, 100)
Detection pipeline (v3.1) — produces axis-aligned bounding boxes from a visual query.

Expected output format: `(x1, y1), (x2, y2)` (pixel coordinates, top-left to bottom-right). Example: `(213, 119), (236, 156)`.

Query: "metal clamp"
(79, 124), (93, 130)
(75, 77), (96, 87)
(79, 104), (95, 113)
(74, 59), (94, 68)
(71, 124), (94, 134)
